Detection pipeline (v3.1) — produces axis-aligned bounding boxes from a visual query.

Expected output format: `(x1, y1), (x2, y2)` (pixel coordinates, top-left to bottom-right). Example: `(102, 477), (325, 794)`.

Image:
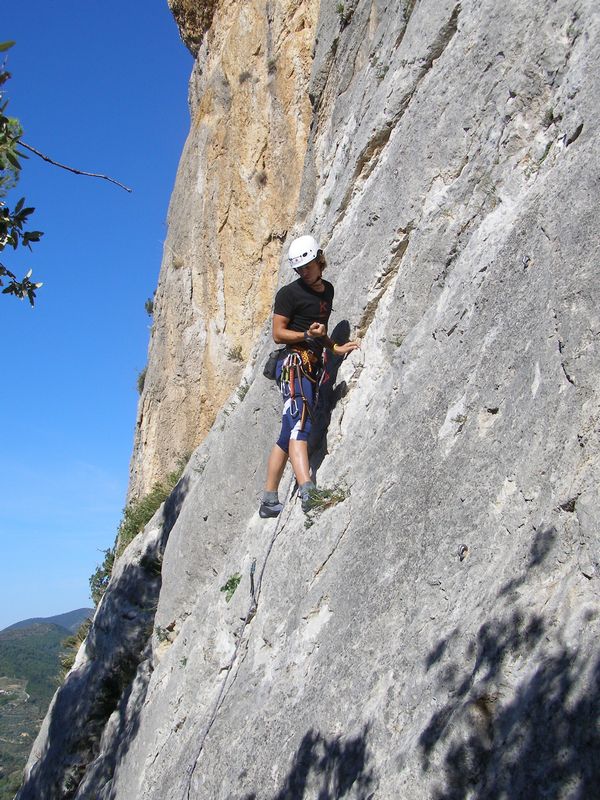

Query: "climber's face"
(295, 259), (322, 287)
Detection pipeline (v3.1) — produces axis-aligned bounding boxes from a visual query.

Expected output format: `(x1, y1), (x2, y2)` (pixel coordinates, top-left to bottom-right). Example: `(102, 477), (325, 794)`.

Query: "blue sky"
(1, 2), (193, 629)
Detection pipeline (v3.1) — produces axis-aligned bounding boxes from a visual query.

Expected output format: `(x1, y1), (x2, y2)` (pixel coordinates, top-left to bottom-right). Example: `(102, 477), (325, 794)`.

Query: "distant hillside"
(1, 608), (93, 636)
(0, 624), (68, 706)
(0, 677), (43, 800)
(0, 610), (93, 800)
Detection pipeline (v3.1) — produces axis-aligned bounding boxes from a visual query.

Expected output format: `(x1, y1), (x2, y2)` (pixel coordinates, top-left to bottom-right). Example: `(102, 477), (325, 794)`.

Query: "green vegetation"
(115, 464), (186, 555)
(0, 41), (43, 305)
(452, 413), (467, 432)
(375, 62), (389, 81)
(335, 1), (354, 27)
(154, 625), (169, 643)
(307, 485), (349, 512)
(237, 380), (249, 401)
(0, 770), (22, 800)
(227, 344), (243, 362)
(58, 618), (92, 678)
(542, 107), (554, 128)
(304, 485), (350, 528)
(537, 141), (552, 167)
(0, 693), (18, 706)
(137, 366), (147, 395)
(0, 625), (65, 706)
(90, 457), (188, 606)
(0, 677), (32, 800)
(566, 16), (580, 42)
(0, 619), (94, 800)
(89, 548), (115, 607)
(220, 573), (241, 603)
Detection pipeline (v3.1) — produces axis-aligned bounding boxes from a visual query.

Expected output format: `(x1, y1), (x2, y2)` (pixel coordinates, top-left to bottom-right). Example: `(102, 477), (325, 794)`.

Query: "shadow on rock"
(16, 476), (190, 800)
(310, 320), (352, 479)
(242, 726), (375, 800)
(499, 525), (558, 598)
(418, 525), (600, 800)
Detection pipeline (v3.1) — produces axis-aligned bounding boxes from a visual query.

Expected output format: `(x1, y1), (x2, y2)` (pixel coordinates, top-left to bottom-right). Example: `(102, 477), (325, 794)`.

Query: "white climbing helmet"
(288, 235), (321, 271)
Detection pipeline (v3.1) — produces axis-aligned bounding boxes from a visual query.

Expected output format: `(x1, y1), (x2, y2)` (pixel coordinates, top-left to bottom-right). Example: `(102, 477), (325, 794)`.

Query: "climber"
(259, 235), (359, 517)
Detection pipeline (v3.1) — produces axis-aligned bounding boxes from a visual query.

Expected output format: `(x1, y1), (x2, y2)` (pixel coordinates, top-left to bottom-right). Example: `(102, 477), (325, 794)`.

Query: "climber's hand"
(308, 322), (327, 338)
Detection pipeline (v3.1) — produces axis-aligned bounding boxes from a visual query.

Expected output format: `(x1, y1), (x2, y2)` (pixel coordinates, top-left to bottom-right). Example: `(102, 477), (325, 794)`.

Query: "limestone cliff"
(168, 1), (219, 56)
(128, 0), (318, 499)
(18, 1), (600, 798)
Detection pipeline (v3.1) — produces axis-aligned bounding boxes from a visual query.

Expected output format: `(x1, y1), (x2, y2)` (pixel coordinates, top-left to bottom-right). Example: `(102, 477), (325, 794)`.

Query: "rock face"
(167, 0), (219, 56)
(129, 0), (318, 499)
(18, 1), (600, 798)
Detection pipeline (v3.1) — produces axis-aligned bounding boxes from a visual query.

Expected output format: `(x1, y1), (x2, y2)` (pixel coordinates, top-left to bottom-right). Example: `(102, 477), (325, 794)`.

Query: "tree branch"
(19, 141), (133, 193)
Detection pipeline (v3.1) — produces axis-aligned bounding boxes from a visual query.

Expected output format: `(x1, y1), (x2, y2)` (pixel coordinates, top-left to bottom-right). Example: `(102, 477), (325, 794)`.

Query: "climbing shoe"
(298, 483), (322, 513)
(259, 499), (283, 518)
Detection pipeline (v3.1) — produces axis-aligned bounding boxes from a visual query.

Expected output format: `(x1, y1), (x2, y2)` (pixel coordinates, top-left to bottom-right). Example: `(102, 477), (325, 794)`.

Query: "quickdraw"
(279, 346), (323, 428)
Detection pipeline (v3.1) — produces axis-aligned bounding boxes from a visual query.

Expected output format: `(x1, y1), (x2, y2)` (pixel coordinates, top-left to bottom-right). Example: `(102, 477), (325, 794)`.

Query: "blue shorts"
(275, 353), (319, 453)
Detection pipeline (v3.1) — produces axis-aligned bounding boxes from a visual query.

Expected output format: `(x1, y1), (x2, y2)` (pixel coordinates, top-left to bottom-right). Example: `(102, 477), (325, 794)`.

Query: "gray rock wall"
(18, 1), (600, 798)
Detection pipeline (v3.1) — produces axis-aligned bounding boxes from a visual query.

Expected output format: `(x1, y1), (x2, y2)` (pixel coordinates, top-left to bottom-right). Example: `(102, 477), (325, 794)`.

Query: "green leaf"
(6, 150), (20, 169)
(0, 41), (16, 52)
(14, 197), (24, 213)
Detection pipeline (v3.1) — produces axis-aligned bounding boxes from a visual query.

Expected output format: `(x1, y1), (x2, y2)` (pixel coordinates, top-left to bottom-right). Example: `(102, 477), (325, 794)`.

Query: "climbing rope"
(182, 482), (293, 799)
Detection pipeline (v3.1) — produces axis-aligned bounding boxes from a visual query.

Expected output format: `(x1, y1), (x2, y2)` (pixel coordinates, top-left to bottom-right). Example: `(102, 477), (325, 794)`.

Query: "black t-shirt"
(274, 278), (334, 353)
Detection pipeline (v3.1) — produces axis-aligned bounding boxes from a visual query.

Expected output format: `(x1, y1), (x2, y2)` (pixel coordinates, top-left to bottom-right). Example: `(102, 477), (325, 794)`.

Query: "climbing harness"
(279, 346), (324, 430)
